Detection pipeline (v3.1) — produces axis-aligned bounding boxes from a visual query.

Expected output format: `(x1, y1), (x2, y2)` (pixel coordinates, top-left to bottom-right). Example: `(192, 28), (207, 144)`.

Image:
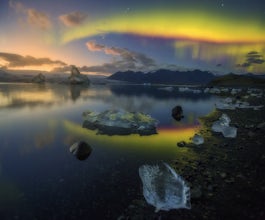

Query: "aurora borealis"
(0, 0), (264, 74)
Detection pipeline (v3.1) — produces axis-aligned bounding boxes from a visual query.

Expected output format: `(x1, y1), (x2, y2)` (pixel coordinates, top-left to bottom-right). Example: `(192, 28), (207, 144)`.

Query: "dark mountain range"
(108, 69), (216, 85)
(208, 73), (265, 86)
(245, 73), (265, 79)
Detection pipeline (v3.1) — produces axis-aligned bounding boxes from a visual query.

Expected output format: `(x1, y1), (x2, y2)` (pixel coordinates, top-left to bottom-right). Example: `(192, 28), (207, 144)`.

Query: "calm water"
(0, 83), (219, 219)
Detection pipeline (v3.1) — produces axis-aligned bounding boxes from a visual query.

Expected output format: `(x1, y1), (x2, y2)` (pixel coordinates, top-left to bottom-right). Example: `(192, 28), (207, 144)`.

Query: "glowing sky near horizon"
(0, 0), (264, 74)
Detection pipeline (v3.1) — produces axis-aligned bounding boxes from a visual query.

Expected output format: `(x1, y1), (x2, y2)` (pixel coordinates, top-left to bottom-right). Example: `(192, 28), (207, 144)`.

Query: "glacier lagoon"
(0, 83), (220, 219)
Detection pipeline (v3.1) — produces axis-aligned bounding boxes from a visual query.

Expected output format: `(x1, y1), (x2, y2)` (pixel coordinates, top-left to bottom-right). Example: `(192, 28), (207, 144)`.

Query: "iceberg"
(82, 109), (158, 135)
(139, 163), (191, 212)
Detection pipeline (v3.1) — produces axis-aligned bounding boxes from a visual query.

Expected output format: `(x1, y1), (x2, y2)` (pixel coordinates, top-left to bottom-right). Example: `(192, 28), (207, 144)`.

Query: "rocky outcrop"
(68, 66), (90, 85)
(82, 109), (158, 136)
(32, 73), (45, 83)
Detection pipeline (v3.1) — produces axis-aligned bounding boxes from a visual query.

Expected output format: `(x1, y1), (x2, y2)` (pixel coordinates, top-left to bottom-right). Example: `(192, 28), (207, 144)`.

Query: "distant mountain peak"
(108, 69), (215, 85)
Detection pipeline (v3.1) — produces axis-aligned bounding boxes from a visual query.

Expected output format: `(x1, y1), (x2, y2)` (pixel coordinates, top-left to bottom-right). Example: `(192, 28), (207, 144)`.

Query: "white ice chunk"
(192, 134), (204, 145)
(204, 88), (210, 93)
(139, 163), (191, 212)
(231, 88), (242, 95)
(158, 87), (174, 92)
(209, 88), (221, 94)
(219, 113), (231, 126)
(221, 126), (237, 138)
(211, 113), (237, 138)
(178, 87), (191, 92)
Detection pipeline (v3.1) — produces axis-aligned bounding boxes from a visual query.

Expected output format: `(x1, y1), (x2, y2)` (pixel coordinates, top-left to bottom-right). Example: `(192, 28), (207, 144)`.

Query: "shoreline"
(120, 88), (265, 220)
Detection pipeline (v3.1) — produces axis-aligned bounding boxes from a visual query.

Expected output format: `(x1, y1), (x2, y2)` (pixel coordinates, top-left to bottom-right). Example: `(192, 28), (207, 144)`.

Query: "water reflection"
(0, 83), (219, 219)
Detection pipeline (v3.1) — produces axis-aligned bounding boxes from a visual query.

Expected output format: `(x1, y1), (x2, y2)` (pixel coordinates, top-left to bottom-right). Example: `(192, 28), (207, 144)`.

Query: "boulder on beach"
(32, 73), (45, 83)
(69, 141), (92, 160)
(82, 109), (158, 136)
(68, 66), (90, 85)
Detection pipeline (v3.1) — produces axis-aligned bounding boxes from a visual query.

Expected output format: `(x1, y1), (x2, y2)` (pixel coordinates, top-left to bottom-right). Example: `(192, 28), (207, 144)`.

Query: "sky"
(0, 0), (265, 75)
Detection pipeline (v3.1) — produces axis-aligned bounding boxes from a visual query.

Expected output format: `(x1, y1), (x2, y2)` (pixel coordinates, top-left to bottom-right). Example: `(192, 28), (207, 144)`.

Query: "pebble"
(257, 122), (265, 129)
(177, 141), (186, 147)
(220, 172), (227, 178)
(247, 131), (255, 137)
(191, 187), (203, 199)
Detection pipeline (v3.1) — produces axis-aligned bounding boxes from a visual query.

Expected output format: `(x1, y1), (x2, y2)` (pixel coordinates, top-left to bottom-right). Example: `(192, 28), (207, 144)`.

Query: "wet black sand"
(121, 89), (265, 220)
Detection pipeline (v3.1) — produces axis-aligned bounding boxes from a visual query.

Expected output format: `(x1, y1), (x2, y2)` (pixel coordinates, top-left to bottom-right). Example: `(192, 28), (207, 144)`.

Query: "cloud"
(0, 52), (66, 68)
(237, 51), (265, 68)
(51, 42), (157, 74)
(84, 41), (157, 73)
(27, 8), (52, 30)
(52, 65), (72, 73)
(9, 1), (52, 30)
(9, 0), (25, 13)
(59, 11), (87, 27)
(86, 41), (105, 51)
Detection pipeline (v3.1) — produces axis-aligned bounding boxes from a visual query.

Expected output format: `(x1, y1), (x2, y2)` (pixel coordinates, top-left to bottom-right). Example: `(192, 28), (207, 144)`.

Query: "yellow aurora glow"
(63, 120), (199, 151)
(174, 40), (265, 72)
(61, 9), (265, 44)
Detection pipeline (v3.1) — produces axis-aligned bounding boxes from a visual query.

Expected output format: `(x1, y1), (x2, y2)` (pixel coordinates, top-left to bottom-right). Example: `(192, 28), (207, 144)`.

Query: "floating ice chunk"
(139, 163), (190, 212)
(231, 88), (242, 95)
(224, 97), (233, 103)
(178, 87), (191, 92)
(158, 86), (174, 92)
(192, 134), (204, 145)
(192, 89), (202, 94)
(204, 88), (210, 93)
(220, 88), (229, 92)
(215, 102), (236, 110)
(209, 88), (221, 94)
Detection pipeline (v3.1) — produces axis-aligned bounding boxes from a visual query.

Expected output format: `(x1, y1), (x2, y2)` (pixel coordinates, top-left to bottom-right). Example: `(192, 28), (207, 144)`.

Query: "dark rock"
(191, 187), (202, 199)
(247, 131), (255, 137)
(177, 141), (186, 147)
(257, 122), (265, 130)
(69, 141), (92, 160)
(220, 172), (227, 178)
(172, 105), (184, 121)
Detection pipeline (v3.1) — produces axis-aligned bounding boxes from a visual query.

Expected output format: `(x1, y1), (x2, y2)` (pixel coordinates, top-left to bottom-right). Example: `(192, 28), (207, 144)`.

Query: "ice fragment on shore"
(139, 163), (191, 212)
(216, 98), (264, 110)
(211, 113), (237, 138)
(192, 134), (204, 145)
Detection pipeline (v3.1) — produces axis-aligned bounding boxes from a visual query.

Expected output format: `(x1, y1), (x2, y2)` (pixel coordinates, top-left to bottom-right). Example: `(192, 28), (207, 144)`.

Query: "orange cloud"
(86, 41), (105, 51)
(9, 0), (25, 13)
(9, 1), (52, 30)
(0, 52), (66, 69)
(85, 41), (156, 73)
(27, 8), (52, 30)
